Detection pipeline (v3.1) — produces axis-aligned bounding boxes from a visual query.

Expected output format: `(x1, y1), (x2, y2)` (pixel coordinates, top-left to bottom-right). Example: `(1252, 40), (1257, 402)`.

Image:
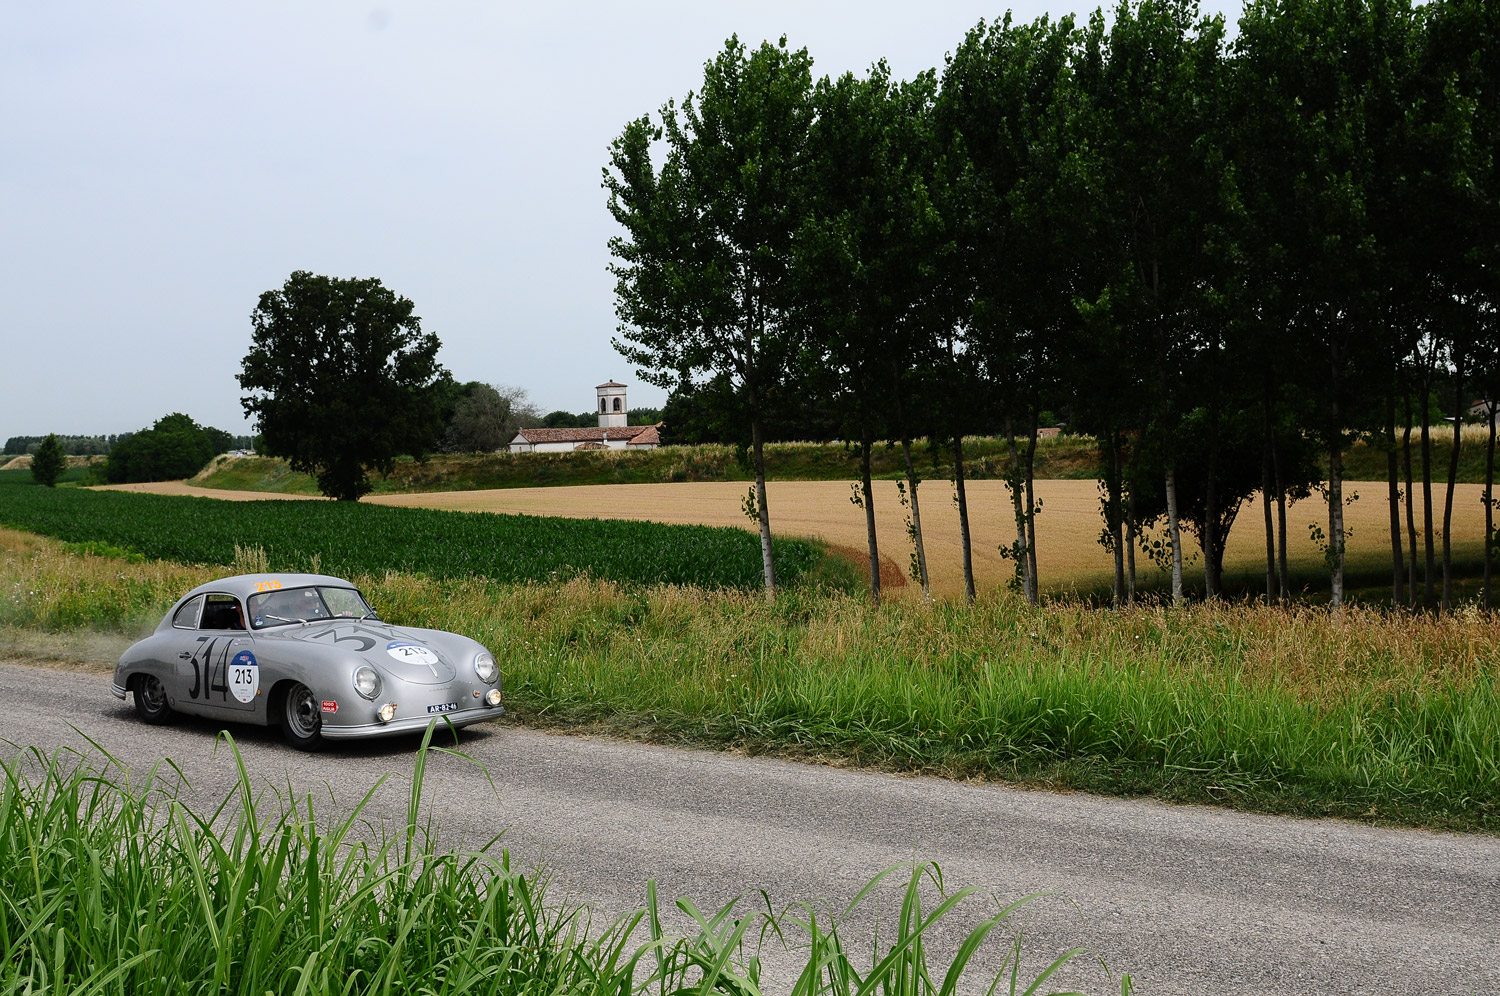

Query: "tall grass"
(0, 729), (1111, 995)
(3, 528), (1496, 832)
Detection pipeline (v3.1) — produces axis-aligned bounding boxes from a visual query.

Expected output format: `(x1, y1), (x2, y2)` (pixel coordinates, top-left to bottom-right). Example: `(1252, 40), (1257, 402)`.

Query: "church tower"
(596, 380), (627, 428)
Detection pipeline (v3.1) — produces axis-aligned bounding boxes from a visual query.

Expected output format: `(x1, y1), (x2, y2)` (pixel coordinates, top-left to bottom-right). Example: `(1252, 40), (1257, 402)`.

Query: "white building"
(507, 381), (663, 453)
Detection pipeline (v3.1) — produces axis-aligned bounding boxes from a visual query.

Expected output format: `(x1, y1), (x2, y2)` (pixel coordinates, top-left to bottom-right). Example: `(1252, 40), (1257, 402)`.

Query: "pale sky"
(1, 0), (1241, 441)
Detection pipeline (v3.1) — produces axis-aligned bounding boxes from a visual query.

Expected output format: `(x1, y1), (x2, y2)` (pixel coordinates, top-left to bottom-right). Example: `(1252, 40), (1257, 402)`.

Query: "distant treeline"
(6, 435), (127, 456)
(539, 408), (663, 429)
(4, 432), (254, 456)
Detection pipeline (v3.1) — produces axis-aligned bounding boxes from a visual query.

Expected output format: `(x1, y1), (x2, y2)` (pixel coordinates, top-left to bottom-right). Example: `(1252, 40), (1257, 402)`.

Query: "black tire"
(278, 682), (325, 751)
(132, 674), (174, 725)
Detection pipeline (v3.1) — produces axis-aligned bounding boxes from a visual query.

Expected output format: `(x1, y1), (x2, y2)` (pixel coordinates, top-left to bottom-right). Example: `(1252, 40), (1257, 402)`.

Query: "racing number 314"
(188, 637), (231, 701)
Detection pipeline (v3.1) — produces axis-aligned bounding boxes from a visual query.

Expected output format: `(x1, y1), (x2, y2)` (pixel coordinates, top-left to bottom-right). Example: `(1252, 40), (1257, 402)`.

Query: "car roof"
(183, 573), (357, 601)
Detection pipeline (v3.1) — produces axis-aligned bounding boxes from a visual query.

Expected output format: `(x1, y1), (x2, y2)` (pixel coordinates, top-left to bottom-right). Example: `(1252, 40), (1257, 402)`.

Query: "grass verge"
(0, 729), (1116, 995)
(191, 436), (1103, 495)
(192, 430), (1499, 496)
(2, 528), (1496, 834)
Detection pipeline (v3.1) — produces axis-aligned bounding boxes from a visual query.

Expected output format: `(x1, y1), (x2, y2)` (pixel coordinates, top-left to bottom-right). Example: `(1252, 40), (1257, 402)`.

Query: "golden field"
(102, 478), (1492, 599)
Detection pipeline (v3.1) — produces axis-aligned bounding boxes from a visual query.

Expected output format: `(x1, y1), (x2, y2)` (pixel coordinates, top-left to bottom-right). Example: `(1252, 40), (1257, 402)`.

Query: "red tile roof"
(511, 425), (658, 445)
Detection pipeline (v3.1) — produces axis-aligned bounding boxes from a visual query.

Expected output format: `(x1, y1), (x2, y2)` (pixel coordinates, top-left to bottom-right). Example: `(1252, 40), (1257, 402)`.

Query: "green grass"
(192, 436), (1102, 495)
(0, 470), (838, 591)
(0, 730), (1112, 995)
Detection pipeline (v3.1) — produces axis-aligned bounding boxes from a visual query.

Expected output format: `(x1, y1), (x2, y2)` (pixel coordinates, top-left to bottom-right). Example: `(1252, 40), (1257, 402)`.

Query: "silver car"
(111, 573), (505, 750)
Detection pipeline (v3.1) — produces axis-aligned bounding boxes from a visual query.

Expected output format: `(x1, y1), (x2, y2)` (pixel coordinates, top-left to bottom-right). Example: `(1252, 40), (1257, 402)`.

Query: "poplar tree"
(607, 37), (814, 594)
(796, 64), (939, 602)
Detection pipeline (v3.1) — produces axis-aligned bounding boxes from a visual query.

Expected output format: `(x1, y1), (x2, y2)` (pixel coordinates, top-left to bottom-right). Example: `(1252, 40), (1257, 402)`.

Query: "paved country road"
(2, 662), (1497, 996)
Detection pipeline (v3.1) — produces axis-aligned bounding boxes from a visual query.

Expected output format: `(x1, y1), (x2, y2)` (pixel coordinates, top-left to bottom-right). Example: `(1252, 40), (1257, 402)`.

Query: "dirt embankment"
(1, 454), (104, 471)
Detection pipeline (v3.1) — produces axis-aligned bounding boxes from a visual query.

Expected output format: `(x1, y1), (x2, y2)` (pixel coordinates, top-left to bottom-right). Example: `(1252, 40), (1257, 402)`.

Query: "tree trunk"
(1262, 393), (1277, 601)
(1329, 345), (1345, 608)
(1386, 390), (1404, 608)
(860, 421), (880, 605)
(750, 413), (776, 597)
(1110, 433), (1126, 608)
(1024, 412), (1040, 604)
(1203, 406), (1220, 600)
(890, 366), (929, 596)
(1006, 417), (1030, 595)
(1126, 484), (1138, 606)
(899, 438), (930, 597)
(1442, 361), (1464, 611)
(1403, 394), (1418, 607)
(1485, 398), (1496, 611)
(1330, 437), (1345, 608)
(1165, 466), (1185, 607)
(1421, 379), (1435, 605)
(953, 433), (975, 604)
(1271, 426), (1290, 603)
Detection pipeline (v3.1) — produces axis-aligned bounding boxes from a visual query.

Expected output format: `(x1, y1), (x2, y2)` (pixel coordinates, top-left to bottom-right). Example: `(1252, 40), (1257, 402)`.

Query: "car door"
(176, 593), (260, 716)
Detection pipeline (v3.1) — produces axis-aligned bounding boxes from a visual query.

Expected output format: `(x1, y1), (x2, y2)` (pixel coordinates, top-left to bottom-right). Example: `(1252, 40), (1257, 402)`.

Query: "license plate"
(427, 702), (459, 714)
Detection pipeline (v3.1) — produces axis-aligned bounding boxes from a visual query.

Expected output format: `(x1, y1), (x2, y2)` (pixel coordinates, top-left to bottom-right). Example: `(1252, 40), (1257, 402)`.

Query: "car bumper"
(111, 681), (127, 700)
(320, 705), (505, 740)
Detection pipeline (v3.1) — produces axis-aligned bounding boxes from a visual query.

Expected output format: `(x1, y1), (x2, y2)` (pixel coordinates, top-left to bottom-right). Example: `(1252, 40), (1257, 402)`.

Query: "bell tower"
(596, 380), (627, 428)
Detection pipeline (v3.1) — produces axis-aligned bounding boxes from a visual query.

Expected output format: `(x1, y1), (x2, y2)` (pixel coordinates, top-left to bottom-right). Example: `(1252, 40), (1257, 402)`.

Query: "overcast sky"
(1, 0), (1242, 441)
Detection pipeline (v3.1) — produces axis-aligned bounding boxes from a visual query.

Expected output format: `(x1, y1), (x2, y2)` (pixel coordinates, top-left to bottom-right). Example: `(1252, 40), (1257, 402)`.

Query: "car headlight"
(473, 652), (498, 684)
(353, 666), (381, 700)
(377, 703), (397, 723)
(485, 688), (503, 707)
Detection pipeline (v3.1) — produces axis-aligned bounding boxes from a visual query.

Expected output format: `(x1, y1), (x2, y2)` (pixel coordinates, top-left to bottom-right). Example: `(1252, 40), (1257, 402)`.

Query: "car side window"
(200, 593), (245, 630)
(172, 595), (205, 630)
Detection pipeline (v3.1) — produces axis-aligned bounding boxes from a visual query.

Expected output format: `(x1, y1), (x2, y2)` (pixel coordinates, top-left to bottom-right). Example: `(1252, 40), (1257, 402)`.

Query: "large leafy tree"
(239, 272), (449, 501)
(607, 36), (814, 593)
(104, 413), (224, 484)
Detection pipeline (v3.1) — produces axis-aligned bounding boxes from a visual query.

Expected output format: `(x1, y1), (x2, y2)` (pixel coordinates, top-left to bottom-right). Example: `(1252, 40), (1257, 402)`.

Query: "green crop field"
(0, 471), (833, 591)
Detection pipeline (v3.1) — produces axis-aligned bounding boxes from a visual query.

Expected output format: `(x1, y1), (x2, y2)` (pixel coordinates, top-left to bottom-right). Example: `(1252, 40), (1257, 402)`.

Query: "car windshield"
(248, 586), (377, 629)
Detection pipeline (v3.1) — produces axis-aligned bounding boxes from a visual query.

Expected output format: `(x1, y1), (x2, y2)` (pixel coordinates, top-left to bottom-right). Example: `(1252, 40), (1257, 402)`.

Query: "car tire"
(132, 674), (173, 725)
(278, 682), (325, 752)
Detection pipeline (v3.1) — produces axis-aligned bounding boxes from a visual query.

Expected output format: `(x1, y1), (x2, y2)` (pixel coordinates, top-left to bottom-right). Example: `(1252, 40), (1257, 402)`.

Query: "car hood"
(259, 620), (461, 685)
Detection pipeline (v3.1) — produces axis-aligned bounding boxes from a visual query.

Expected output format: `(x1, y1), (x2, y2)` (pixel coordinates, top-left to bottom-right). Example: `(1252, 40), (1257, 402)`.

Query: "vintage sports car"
(111, 573), (504, 750)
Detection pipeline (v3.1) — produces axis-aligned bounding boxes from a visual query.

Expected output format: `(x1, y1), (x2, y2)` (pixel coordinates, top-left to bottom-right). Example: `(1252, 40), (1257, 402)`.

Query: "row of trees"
(607, 0), (1499, 609)
(540, 407), (663, 429)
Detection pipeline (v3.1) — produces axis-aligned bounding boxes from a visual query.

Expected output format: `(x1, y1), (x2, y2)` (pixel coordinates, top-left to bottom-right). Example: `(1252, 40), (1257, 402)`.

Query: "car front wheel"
(132, 674), (173, 725)
(279, 682), (325, 751)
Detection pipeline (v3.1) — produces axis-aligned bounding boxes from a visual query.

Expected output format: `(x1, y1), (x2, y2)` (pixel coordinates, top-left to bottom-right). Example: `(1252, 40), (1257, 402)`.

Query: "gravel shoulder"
(3, 660), (1496, 996)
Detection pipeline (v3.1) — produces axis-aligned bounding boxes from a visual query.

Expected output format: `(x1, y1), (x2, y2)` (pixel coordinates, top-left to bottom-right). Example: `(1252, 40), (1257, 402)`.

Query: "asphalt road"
(2, 661), (1497, 996)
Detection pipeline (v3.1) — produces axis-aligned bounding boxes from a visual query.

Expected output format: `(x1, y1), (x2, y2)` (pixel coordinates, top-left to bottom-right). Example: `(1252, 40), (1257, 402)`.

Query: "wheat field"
(103, 477), (1490, 598)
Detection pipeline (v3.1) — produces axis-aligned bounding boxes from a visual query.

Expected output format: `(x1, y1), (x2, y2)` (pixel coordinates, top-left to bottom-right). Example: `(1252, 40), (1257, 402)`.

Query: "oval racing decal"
(229, 650), (259, 704)
(386, 640), (440, 672)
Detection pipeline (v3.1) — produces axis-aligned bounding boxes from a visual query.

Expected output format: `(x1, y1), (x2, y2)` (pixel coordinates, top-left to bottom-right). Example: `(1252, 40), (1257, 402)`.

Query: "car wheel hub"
(286, 685), (320, 738)
(141, 676), (166, 711)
